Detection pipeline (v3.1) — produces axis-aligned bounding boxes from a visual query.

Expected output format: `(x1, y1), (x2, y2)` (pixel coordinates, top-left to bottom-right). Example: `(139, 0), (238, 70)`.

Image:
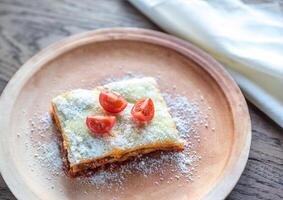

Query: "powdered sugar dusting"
(29, 112), (63, 177)
(25, 79), (207, 195)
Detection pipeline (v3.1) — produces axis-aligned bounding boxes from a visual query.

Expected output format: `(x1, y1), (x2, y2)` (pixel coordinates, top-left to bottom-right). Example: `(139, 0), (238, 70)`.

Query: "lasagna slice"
(51, 77), (184, 177)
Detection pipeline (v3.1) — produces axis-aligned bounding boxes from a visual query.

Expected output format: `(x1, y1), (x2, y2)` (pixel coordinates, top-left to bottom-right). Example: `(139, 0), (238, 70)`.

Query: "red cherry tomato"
(131, 98), (155, 122)
(99, 91), (128, 113)
(86, 116), (116, 135)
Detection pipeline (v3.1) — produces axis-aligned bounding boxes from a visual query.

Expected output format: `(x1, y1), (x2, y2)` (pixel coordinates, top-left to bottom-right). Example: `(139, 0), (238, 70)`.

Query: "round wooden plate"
(0, 28), (251, 200)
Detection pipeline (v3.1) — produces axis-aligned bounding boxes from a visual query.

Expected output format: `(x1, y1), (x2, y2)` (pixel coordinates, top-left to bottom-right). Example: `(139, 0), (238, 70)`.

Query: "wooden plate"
(0, 28), (251, 200)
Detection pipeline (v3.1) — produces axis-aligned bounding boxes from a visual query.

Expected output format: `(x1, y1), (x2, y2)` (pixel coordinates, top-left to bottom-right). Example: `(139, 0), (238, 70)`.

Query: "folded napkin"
(129, 0), (283, 128)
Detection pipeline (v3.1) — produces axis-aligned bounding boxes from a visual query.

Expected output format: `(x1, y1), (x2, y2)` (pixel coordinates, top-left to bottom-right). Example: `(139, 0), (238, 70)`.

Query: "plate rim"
(0, 28), (251, 200)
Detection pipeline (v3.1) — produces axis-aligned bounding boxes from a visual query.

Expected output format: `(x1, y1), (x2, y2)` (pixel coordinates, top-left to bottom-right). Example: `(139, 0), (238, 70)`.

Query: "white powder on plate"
(29, 112), (63, 176)
(26, 79), (207, 193)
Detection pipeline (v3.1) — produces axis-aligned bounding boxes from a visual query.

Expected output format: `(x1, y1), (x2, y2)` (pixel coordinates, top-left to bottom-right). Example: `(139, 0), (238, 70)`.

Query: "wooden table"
(0, 0), (282, 199)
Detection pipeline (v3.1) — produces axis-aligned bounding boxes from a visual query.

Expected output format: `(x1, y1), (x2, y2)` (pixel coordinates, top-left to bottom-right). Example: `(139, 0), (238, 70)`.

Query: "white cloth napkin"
(129, 0), (283, 128)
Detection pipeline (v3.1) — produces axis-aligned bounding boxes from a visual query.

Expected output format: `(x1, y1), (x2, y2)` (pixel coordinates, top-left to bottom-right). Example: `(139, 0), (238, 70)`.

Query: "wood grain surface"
(0, 0), (282, 200)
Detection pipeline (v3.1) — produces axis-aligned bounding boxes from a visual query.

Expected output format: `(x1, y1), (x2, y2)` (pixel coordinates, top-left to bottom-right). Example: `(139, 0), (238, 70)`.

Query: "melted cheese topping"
(52, 77), (184, 165)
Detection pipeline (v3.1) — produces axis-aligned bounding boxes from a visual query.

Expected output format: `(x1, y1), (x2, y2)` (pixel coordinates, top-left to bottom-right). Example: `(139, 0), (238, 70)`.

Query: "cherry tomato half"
(131, 98), (155, 122)
(86, 116), (116, 135)
(99, 91), (128, 113)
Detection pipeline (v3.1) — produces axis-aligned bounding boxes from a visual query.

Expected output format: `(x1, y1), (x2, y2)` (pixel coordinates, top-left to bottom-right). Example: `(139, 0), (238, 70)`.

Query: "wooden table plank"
(0, 0), (282, 199)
